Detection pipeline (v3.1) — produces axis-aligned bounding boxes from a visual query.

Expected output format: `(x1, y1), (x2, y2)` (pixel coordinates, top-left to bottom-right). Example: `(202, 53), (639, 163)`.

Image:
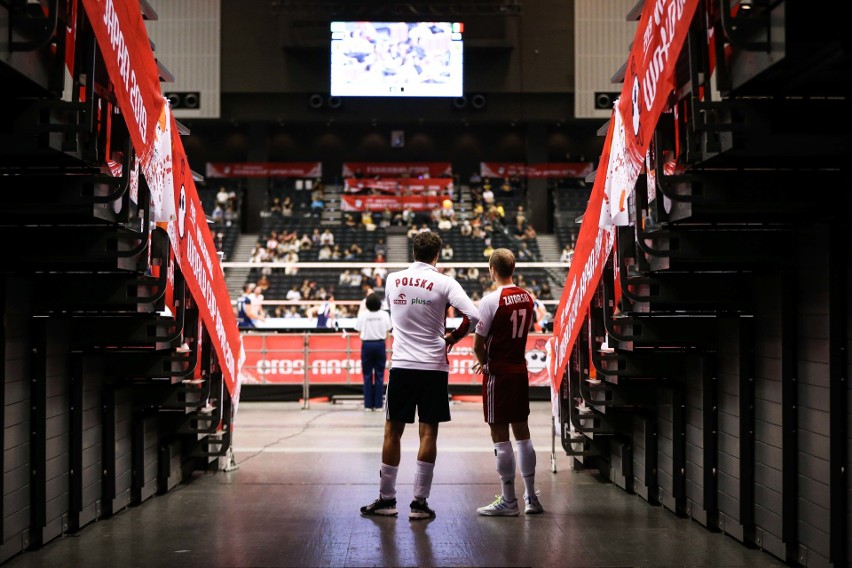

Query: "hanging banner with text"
(480, 162), (594, 179)
(601, 0), (700, 226)
(205, 162), (323, 178)
(343, 177), (454, 194)
(80, 0), (243, 396)
(342, 162), (452, 177)
(340, 194), (445, 212)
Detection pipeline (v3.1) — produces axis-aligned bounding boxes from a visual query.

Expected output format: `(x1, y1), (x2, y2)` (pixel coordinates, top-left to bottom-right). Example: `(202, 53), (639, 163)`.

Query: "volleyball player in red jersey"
(473, 248), (544, 516)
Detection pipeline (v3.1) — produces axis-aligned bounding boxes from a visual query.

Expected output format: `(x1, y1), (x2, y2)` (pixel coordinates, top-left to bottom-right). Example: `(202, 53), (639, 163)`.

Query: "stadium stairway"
(535, 233), (566, 298)
(225, 233), (258, 297)
(385, 234), (410, 263)
(320, 184), (343, 225)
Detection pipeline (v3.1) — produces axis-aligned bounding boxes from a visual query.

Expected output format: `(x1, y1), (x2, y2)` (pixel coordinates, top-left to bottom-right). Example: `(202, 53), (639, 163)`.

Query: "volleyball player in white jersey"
(360, 231), (480, 520)
(473, 248), (544, 516)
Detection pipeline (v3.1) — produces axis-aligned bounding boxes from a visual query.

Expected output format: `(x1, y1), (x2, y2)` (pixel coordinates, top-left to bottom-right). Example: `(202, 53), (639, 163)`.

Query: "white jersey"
(384, 261), (480, 372)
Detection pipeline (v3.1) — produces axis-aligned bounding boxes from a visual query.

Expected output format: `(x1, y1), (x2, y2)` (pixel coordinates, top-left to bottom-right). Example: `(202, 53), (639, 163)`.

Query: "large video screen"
(330, 21), (463, 97)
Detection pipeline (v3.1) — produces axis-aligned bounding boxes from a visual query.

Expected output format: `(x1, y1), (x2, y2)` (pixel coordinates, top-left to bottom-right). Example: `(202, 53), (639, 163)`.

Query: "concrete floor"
(2, 400), (787, 567)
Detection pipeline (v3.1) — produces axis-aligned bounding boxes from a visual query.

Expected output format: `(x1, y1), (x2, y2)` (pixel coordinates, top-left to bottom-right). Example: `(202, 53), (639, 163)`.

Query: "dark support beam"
(29, 323), (46, 546)
(781, 273), (798, 560)
(739, 316), (756, 541)
(828, 217), (848, 565)
(69, 354), (83, 529)
(702, 351), (719, 528)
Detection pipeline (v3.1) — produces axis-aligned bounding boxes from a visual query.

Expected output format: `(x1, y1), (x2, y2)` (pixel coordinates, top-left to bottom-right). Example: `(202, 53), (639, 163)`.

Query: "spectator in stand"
(499, 177), (514, 197)
(282, 196), (294, 217)
(318, 245), (332, 261)
(437, 216), (453, 231)
(311, 228), (322, 246)
(340, 270), (353, 286)
(216, 186), (231, 208)
(257, 275), (271, 293)
(441, 243), (454, 261)
(224, 203), (239, 227)
(483, 243), (495, 259)
(310, 192), (325, 218)
(482, 184), (495, 206)
(320, 228), (335, 246)
(466, 266), (480, 281)
(517, 242), (532, 261)
(513, 220), (527, 240)
(560, 243), (574, 264)
(249, 285), (267, 327)
(539, 282), (553, 301)
(513, 205), (527, 227)
(269, 197), (283, 214)
(344, 213), (358, 229)
(284, 250), (299, 275)
(286, 285), (301, 302)
(362, 210), (376, 230)
(346, 243), (363, 260)
(331, 244), (343, 260)
(211, 204), (224, 226)
(374, 237), (387, 259)
(299, 233), (312, 251)
(402, 205), (414, 226)
(406, 224), (420, 239)
(523, 224), (537, 240)
(460, 219), (472, 237)
(285, 306), (302, 319)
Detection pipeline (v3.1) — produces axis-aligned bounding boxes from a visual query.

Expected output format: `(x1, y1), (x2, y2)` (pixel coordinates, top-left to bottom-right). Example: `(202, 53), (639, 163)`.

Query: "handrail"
(10, 0), (59, 52)
(719, 0), (772, 52)
(154, 278), (186, 343)
(602, 276), (639, 343)
(635, 227), (676, 258)
(114, 179), (150, 258)
(91, 139), (132, 204)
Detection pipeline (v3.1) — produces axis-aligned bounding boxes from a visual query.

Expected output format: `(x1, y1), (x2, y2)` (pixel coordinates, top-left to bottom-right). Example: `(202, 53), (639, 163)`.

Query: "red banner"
(343, 162), (452, 177)
(548, 120), (616, 388)
(205, 162), (322, 178)
(480, 162), (594, 179)
(548, 0), (699, 389)
(340, 194), (444, 212)
(240, 333), (552, 386)
(602, 0), (700, 226)
(80, 0), (243, 396)
(343, 177), (454, 194)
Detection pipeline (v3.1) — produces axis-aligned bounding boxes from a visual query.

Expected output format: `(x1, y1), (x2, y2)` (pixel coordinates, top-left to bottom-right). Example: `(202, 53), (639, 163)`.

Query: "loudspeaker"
(327, 95), (342, 109)
(470, 93), (487, 110)
(165, 91), (201, 109)
(308, 93), (325, 109)
(452, 96), (467, 109)
(594, 91), (620, 110)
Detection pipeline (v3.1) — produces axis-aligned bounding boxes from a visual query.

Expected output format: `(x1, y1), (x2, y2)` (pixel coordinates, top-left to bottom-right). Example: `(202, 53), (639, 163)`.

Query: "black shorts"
(386, 367), (451, 424)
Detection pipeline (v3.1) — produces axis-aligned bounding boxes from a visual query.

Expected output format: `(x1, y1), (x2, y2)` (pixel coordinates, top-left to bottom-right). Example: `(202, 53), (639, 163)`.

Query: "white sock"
(413, 460), (435, 501)
(516, 438), (536, 498)
(379, 463), (398, 500)
(494, 441), (516, 502)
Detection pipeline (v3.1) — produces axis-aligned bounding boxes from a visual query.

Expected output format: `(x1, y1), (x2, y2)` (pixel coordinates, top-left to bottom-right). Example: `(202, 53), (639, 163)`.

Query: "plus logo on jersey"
(393, 294), (407, 305)
(411, 298), (431, 305)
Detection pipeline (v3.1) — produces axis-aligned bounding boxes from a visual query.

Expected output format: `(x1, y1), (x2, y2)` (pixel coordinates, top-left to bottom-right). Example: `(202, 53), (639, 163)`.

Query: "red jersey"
(474, 285), (534, 374)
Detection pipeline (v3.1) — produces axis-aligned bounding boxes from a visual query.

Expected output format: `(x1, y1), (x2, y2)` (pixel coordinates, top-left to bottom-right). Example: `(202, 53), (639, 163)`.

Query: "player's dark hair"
(412, 231), (442, 262)
(365, 292), (383, 312)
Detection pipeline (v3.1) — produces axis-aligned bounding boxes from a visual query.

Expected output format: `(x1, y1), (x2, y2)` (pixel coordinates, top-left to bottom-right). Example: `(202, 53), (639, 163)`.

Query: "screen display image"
(330, 21), (464, 97)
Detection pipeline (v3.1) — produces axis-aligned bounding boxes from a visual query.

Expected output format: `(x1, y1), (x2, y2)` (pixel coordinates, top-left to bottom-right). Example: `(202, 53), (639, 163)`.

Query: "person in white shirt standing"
(360, 231), (480, 521)
(355, 292), (392, 412)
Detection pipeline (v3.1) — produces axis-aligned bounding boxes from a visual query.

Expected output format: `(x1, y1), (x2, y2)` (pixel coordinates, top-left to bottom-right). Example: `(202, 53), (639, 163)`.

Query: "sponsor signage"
(343, 177), (454, 194)
(480, 162), (594, 179)
(340, 194), (444, 212)
(343, 162), (452, 177)
(205, 162), (323, 178)
(240, 333), (552, 387)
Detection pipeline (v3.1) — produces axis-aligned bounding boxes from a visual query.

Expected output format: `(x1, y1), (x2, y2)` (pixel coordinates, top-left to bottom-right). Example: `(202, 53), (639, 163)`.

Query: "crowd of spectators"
(234, 173), (563, 324)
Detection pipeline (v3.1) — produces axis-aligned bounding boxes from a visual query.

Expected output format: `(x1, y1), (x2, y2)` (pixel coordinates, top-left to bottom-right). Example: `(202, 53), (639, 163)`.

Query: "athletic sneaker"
(524, 492), (544, 514)
(409, 499), (436, 520)
(360, 496), (398, 517)
(477, 495), (520, 516)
